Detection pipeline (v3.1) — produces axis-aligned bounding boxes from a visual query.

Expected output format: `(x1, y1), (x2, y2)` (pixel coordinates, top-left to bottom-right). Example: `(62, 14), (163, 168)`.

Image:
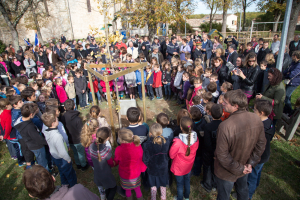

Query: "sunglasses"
(248, 60), (256, 63)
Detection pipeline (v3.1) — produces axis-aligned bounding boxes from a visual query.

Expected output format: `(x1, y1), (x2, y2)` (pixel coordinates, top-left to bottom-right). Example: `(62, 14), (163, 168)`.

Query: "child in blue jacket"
(135, 68), (146, 100)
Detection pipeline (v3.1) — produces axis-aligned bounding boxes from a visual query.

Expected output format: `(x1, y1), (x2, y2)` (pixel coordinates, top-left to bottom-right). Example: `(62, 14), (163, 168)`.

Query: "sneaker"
(80, 163), (90, 172)
(200, 182), (212, 193)
(19, 163), (25, 167)
(173, 196), (187, 200)
(11, 156), (17, 160)
(100, 194), (106, 200)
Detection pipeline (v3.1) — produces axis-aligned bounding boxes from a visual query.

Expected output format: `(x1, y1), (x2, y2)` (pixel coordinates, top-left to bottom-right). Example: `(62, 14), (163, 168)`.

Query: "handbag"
(284, 67), (300, 85)
(269, 99), (276, 120)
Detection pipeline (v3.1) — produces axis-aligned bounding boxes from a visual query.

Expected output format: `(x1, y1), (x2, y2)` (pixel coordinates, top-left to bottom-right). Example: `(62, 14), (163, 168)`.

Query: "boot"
(164, 95), (168, 100)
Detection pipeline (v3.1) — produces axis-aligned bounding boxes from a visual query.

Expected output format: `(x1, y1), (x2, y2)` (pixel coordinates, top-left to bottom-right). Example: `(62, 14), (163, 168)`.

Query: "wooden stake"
(141, 66), (146, 122)
(88, 70), (96, 105)
(105, 81), (116, 146)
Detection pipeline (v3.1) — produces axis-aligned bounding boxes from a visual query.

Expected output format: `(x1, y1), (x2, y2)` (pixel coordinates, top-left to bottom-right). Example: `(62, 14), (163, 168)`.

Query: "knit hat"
(45, 80), (52, 86)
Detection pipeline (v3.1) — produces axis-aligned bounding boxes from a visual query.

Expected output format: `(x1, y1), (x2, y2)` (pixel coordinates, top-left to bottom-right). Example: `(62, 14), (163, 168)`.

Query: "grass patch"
(1, 88), (300, 200)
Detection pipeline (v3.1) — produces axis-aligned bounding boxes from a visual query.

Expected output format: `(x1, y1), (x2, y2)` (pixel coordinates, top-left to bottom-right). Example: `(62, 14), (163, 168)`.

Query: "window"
(232, 20), (234, 25)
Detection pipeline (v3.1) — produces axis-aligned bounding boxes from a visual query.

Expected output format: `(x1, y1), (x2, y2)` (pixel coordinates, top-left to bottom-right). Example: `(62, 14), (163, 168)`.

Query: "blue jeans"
(284, 85), (298, 115)
(192, 156), (203, 176)
(162, 28), (166, 36)
(77, 93), (87, 108)
(52, 156), (77, 187)
(175, 171), (191, 200)
(146, 85), (154, 99)
(137, 84), (142, 98)
(31, 146), (49, 171)
(90, 91), (101, 101)
(70, 143), (87, 167)
(164, 83), (171, 96)
(10, 140), (24, 165)
(4, 139), (16, 157)
(247, 163), (264, 199)
(71, 98), (77, 110)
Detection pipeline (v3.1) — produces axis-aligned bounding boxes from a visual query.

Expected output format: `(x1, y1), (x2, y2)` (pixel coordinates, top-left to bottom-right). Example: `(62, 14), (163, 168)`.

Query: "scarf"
(14, 61), (21, 67)
(0, 61), (7, 72)
(146, 71), (152, 82)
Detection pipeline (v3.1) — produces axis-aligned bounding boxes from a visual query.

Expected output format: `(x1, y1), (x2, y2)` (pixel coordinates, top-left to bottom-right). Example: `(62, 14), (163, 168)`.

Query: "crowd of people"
(0, 31), (300, 200)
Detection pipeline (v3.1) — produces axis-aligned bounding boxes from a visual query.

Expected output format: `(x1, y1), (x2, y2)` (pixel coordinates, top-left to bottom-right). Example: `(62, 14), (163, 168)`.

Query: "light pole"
(185, 15), (186, 37)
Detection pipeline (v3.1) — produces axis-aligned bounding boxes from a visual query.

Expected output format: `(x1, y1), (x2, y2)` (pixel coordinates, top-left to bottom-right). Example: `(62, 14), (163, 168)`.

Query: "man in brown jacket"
(215, 89), (266, 200)
(46, 48), (60, 70)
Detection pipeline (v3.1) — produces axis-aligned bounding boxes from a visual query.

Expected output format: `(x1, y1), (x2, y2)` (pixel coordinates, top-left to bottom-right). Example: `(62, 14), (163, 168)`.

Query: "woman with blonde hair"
(265, 53), (276, 68)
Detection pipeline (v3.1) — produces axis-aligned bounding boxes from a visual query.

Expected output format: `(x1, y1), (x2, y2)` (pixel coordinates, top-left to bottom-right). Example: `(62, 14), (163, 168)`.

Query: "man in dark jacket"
(201, 34), (213, 69)
(61, 99), (89, 171)
(215, 89), (266, 200)
(226, 44), (238, 67)
(149, 46), (164, 65)
(193, 42), (202, 60)
(160, 36), (169, 59)
(59, 43), (67, 66)
(166, 37), (179, 62)
(61, 34), (66, 44)
(257, 41), (270, 64)
(289, 35), (300, 57)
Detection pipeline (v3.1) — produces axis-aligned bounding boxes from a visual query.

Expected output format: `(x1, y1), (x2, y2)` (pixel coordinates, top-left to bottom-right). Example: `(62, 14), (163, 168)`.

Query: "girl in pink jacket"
(55, 78), (68, 103)
(107, 128), (147, 200)
(169, 117), (199, 200)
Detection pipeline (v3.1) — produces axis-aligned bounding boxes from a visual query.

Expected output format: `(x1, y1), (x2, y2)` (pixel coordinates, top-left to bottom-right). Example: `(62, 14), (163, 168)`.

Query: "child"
(11, 78), (21, 95)
(256, 60), (269, 94)
(55, 78), (68, 104)
(41, 111), (77, 187)
(17, 83), (26, 93)
(201, 104), (223, 192)
(14, 103), (49, 170)
(169, 116), (199, 200)
(191, 95), (206, 115)
(152, 64), (163, 100)
(107, 128), (147, 200)
(217, 95), (230, 121)
(90, 127), (117, 200)
(88, 75), (101, 105)
(113, 68), (125, 99)
(135, 68), (145, 100)
(65, 75), (77, 109)
(145, 65), (154, 101)
(29, 81), (40, 98)
(248, 99), (275, 199)
(143, 123), (171, 200)
(202, 92), (213, 107)
(207, 82), (219, 103)
(162, 62), (172, 100)
(126, 107), (148, 144)
(189, 77), (202, 107)
(203, 102), (214, 123)
(209, 72), (220, 92)
(174, 65), (184, 100)
(125, 70), (137, 100)
(220, 81), (233, 94)
(157, 112), (174, 140)
(100, 71), (114, 102)
(171, 68), (178, 100)
(37, 94), (46, 113)
(0, 85), (6, 98)
(81, 118), (99, 168)
(201, 68), (212, 89)
(137, 111), (149, 134)
(22, 165), (100, 200)
(21, 87), (43, 118)
(61, 99), (89, 171)
(74, 69), (87, 109)
(181, 72), (191, 108)
(184, 53), (193, 68)
(90, 105), (110, 129)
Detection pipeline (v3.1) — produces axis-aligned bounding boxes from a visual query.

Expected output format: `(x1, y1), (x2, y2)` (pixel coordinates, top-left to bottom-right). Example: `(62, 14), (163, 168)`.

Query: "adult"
(77, 45), (86, 59)
(230, 55), (245, 90)
(46, 48), (60, 69)
(36, 51), (48, 67)
(151, 37), (160, 51)
(212, 57), (228, 85)
(65, 47), (77, 64)
(160, 36), (169, 59)
(23, 53), (36, 76)
(243, 42), (255, 57)
(224, 36), (238, 50)
(201, 34), (213, 69)
(115, 40), (127, 51)
(289, 35), (300, 57)
(142, 36), (151, 52)
(59, 43), (68, 65)
(127, 41), (139, 59)
(283, 50), (300, 115)
(87, 33), (92, 42)
(237, 43), (245, 55)
(180, 38), (191, 61)
(89, 40), (99, 54)
(61, 34), (66, 44)
(216, 89), (266, 200)
(0, 56), (10, 85)
(270, 34), (280, 56)
(282, 46), (292, 72)
(257, 41), (270, 65)
(11, 56), (22, 77)
(255, 38), (264, 54)
(139, 44), (149, 62)
(194, 30), (201, 40)
(256, 68), (285, 126)
(22, 165), (100, 200)
(233, 52), (260, 102)
(215, 48), (226, 64)
(55, 43), (61, 58)
(187, 35), (193, 50)
(149, 46), (164, 65)
(9, 44), (15, 54)
(25, 46), (35, 61)
(212, 37), (223, 55)
(226, 44), (238, 67)
(265, 53), (276, 69)
(166, 37), (179, 62)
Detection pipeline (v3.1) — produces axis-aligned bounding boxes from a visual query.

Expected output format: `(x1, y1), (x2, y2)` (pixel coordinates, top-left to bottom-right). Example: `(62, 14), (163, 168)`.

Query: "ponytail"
(153, 135), (166, 145)
(118, 128), (140, 146)
(96, 140), (102, 162)
(133, 135), (140, 146)
(95, 127), (111, 162)
(185, 126), (191, 156)
(180, 116), (193, 157)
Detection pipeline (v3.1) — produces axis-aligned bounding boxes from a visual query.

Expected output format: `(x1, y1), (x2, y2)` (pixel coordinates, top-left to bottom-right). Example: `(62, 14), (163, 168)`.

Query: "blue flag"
(24, 38), (31, 46)
(35, 32), (39, 48)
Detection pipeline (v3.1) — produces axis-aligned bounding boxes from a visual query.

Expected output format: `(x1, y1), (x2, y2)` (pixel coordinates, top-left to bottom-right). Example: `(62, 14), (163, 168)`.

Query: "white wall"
(227, 15), (237, 32)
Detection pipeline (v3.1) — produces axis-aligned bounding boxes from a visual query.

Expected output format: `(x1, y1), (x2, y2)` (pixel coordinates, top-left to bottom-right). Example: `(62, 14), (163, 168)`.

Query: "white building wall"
(227, 15), (237, 32)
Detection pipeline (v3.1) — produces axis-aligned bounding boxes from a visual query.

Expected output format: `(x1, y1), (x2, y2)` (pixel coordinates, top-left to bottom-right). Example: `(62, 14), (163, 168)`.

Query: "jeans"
(175, 171), (191, 200)
(164, 83), (171, 96)
(137, 84), (142, 98)
(284, 85), (298, 115)
(70, 143), (87, 167)
(52, 156), (77, 187)
(89, 91), (101, 101)
(216, 174), (249, 200)
(71, 97), (77, 110)
(10, 140), (24, 165)
(247, 163), (264, 199)
(146, 85), (154, 99)
(4, 139), (16, 157)
(192, 156), (202, 176)
(31, 146), (49, 171)
(162, 28), (166, 36)
(77, 93), (87, 108)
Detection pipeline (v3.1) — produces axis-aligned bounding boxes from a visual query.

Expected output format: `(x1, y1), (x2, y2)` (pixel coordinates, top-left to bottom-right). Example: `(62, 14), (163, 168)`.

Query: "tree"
(201, 0), (222, 31)
(199, 21), (231, 32)
(169, 21), (194, 34)
(0, 0), (33, 49)
(240, 0), (255, 31)
(221, 0), (233, 36)
(257, 0), (286, 32)
(287, 0), (300, 46)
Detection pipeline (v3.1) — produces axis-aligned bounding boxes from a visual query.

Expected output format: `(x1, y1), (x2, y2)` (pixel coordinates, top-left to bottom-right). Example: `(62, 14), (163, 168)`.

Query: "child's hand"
(150, 84), (152, 86)
(82, 90), (85, 93)
(0, 135), (3, 141)
(118, 86), (121, 88)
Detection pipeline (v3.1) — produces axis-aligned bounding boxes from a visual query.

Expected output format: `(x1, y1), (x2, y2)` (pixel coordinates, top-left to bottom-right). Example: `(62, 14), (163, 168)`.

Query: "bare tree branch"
(13, 0), (33, 27)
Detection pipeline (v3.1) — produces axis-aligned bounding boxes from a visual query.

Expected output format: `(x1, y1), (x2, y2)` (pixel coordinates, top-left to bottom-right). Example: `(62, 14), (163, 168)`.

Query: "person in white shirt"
(270, 34), (280, 55)
(127, 41), (139, 59)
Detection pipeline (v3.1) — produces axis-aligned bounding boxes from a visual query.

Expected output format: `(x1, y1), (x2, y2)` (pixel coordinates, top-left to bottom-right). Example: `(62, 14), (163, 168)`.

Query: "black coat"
(193, 48), (202, 60)
(142, 137), (171, 176)
(259, 118), (275, 164)
(239, 65), (260, 92)
(162, 70), (171, 82)
(0, 63), (7, 76)
(37, 54), (48, 66)
(213, 64), (228, 85)
(282, 53), (292, 72)
(289, 40), (300, 57)
(60, 49), (67, 62)
(227, 51), (238, 67)
(193, 119), (207, 157)
(160, 41), (168, 59)
(61, 110), (83, 144)
(257, 48), (270, 64)
(243, 49), (255, 57)
(11, 62), (22, 75)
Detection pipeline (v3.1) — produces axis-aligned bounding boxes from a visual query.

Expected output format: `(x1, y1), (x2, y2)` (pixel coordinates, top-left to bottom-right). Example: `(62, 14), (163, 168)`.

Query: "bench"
(276, 108), (300, 140)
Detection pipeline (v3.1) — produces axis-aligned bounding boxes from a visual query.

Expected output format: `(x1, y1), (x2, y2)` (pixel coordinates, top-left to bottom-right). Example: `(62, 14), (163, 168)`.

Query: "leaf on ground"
(6, 174), (10, 178)
(13, 187), (17, 190)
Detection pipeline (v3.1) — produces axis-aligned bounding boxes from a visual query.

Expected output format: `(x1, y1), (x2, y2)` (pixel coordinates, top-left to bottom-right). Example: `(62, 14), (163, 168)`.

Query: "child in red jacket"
(88, 75), (101, 105)
(0, 98), (24, 166)
(107, 128), (147, 200)
(152, 64), (163, 100)
(55, 78), (68, 104)
(169, 117), (199, 200)
(100, 71), (114, 102)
